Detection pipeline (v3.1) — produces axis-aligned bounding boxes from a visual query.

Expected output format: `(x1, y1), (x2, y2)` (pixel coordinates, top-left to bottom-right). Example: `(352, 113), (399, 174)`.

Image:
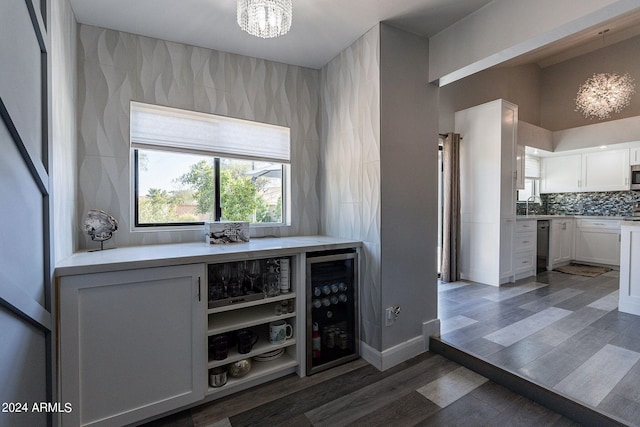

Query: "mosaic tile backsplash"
(517, 191), (640, 216)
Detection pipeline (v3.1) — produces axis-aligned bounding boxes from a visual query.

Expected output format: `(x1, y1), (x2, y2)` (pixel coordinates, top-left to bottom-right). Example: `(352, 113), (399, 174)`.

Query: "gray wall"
(320, 25), (382, 349)
(379, 25), (438, 350)
(540, 34), (640, 131)
(77, 25), (321, 249)
(320, 24), (439, 353)
(439, 64), (541, 133)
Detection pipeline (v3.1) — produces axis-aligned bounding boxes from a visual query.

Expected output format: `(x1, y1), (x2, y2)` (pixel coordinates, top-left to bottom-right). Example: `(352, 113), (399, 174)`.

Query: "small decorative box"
(205, 222), (250, 244)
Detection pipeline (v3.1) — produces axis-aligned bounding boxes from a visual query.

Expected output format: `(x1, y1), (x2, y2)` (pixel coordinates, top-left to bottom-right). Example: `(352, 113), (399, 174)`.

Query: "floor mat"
(553, 263), (612, 277)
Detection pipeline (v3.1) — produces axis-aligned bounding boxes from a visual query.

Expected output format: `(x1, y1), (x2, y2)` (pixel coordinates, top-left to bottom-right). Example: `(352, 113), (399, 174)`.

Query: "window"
(131, 102), (290, 228)
(517, 152), (541, 202)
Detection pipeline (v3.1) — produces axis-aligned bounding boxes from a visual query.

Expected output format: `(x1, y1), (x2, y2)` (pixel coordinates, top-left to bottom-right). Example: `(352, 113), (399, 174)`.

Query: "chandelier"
(237, 0), (292, 39)
(575, 29), (636, 120)
(575, 72), (635, 120)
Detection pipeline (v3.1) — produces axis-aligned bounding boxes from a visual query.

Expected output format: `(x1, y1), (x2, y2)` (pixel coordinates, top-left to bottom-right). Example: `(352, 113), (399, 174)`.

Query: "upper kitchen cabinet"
(456, 99), (518, 286)
(631, 147), (640, 166)
(581, 149), (630, 192)
(541, 148), (631, 193)
(541, 154), (582, 193)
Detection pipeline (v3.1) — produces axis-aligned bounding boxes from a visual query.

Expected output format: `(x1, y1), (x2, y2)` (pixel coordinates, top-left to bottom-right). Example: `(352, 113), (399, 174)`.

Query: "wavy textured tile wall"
(320, 26), (382, 350)
(77, 25), (320, 249)
(51, 0), (77, 259)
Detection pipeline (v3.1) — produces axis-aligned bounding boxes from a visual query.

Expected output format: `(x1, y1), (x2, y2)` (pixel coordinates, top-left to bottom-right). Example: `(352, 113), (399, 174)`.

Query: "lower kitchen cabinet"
(574, 219), (621, 266)
(514, 220), (536, 279)
(550, 218), (573, 268)
(205, 256), (302, 399)
(619, 223), (640, 315)
(56, 238), (361, 426)
(58, 264), (206, 427)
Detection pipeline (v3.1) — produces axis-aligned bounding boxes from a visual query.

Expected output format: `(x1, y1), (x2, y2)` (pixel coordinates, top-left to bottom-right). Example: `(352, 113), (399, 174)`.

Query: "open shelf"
(208, 339), (296, 369)
(206, 353), (297, 396)
(208, 305), (295, 336)
(208, 292), (296, 314)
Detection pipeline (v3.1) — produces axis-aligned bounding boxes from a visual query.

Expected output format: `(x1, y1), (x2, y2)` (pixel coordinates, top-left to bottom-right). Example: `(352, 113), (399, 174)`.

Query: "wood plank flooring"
(142, 352), (576, 427)
(439, 270), (640, 426)
(144, 268), (640, 426)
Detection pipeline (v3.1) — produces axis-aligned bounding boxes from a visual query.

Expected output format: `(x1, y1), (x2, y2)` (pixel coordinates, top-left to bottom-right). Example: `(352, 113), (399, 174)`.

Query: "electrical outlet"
(385, 305), (400, 326)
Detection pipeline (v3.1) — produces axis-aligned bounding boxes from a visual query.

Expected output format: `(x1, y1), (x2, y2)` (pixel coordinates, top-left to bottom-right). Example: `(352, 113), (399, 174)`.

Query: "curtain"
(441, 132), (461, 282)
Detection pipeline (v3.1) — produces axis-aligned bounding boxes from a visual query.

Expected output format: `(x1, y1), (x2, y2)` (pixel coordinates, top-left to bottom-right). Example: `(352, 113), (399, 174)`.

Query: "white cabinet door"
(560, 219), (574, 263)
(631, 147), (640, 166)
(59, 264), (206, 427)
(574, 220), (621, 266)
(550, 219), (573, 266)
(541, 155), (582, 193)
(500, 219), (515, 283)
(581, 149), (630, 191)
(619, 225), (640, 315)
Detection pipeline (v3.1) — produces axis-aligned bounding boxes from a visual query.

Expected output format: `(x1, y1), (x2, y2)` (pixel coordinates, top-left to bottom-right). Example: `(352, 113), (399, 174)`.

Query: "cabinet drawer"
(516, 220), (536, 233)
(576, 219), (620, 231)
(514, 232), (536, 252)
(514, 251), (535, 273)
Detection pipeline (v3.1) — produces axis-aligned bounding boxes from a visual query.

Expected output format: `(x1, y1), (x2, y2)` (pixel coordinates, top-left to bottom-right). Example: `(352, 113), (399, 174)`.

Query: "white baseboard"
(423, 318), (440, 344)
(360, 319), (441, 371)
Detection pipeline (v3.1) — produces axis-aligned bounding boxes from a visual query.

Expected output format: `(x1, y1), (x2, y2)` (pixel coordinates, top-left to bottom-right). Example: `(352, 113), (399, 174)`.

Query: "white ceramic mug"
(269, 320), (293, 344)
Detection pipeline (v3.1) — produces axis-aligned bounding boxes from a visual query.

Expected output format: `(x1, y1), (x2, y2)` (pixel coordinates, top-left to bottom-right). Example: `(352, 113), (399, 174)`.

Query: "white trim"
(360, 318), (441, 371)
(423, 318), (441, 343)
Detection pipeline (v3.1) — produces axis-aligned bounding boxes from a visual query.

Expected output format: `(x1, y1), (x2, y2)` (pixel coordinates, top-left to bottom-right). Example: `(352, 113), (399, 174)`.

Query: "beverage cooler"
(306, 249), (359, 375)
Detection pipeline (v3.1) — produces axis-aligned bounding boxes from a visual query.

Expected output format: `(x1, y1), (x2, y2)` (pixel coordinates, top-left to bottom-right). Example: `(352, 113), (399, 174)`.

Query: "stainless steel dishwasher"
(537, 220), (549, 273)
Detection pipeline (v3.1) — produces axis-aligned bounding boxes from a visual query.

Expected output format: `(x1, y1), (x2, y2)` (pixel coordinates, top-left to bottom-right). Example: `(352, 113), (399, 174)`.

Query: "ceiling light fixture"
(237, 0), (292, 39)
(575, 29), (635, 120)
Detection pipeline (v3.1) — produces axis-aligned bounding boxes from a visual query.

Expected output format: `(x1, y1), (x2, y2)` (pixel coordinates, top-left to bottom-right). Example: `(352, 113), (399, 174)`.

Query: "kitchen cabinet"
(550, 218), (573, 268)
(456, 99), (517, 286)
(205, 257), (301, 399)
(58, 264), (206, 427)
(55, 237), (361, 426)
(619, 223), (640, 315)
(541, 154), (582, 193)
(631, 147), (640, 166)
(516, 144), (525, 190)
(581, 149), (630, 192)
(541, 148), (630, 193)
(574, 219), (621, 266)
(514, 220), (536, 279)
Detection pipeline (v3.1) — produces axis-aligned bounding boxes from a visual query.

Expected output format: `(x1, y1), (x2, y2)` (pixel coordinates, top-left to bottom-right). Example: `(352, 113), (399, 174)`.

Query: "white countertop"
(516, 215), (630, 220)
(55, 236), (362, 277)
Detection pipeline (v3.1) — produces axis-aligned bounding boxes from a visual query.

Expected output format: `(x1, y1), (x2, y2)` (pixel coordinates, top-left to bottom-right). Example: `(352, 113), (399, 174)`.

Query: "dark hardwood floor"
(143, 351), (576, 426)
(145, 268), (640, 426)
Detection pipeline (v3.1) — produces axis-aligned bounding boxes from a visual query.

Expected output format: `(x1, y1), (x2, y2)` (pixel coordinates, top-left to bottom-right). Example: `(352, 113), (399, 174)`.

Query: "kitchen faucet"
(526, 195), (541, 216)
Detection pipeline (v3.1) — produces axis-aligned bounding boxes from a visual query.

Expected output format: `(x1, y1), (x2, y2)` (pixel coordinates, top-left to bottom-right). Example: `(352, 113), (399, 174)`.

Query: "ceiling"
(68, 0), (640, 72)
(68, 0), (493, 69)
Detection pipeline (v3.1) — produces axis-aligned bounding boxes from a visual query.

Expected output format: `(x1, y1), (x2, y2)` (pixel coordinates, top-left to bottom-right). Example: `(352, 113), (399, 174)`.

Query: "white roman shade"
(525, 154), (540, 178)
(130, 102), (290, 163)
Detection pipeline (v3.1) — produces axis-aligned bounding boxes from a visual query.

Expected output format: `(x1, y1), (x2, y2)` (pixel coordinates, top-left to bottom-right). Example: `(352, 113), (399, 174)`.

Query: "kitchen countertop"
(55, 235), (362, 277)
(516, 215), (631, 220)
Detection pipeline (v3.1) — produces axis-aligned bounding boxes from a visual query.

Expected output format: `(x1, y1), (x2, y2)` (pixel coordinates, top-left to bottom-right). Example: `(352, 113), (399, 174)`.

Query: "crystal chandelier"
(575, 29), (636, 120)
(575, 72), (635, 120)
(237, 0), (292, 39)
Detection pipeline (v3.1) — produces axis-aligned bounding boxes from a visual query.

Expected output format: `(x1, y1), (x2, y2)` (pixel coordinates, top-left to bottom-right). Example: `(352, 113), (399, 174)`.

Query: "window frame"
(129, 102), (291, 231)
